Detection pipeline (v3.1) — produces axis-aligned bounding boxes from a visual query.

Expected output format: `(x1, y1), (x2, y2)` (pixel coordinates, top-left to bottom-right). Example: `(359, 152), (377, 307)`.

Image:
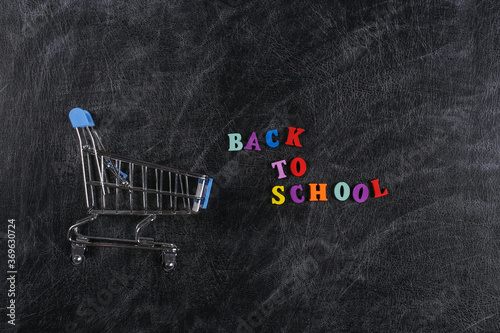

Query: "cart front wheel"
(162, 261), (176, 272)
(161, 250), (177, 272)
(71, 253), (85, 266)
(71, 242), (87, 266)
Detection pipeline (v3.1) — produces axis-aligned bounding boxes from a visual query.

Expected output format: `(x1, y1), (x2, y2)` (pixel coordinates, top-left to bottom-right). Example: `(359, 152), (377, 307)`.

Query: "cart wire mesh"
(67, 107), (213, 271)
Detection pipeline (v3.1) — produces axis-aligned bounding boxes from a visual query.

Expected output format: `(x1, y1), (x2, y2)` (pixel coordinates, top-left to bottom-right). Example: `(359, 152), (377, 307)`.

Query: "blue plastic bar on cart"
(199, 178), (213, 209)
(69, 108), (95, 128)
(106, 162), (128, 179)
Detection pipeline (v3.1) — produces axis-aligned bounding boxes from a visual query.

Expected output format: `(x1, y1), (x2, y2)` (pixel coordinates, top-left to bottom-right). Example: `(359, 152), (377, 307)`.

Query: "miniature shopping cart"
(67, 108), (213, 271)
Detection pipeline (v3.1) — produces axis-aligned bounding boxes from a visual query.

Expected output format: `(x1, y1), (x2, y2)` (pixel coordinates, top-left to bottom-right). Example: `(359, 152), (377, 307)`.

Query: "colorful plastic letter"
(309, 183), (328, 201)
(290, 185), (305, 203)
(244, 132), (261, 151)
(371, 179), (388, 198)
(285, 127), (305, 147)
(290, 157), (306, 177)
(353, 184), (369, 203)
(271, 160), (287, 179)
(266, 129), (279, 148)
(228, 133), (243, 151)
(334, 182), (350, 201)
(272, 186), (285, 205)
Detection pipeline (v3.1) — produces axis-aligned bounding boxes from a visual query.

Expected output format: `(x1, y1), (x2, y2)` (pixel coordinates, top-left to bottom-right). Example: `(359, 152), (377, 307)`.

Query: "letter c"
(266, 129), (279, 148)
(290, 185), (305, 203)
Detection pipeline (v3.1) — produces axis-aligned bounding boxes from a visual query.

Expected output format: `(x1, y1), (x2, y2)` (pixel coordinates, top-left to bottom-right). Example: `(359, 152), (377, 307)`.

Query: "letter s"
(271, 186), (285, 205)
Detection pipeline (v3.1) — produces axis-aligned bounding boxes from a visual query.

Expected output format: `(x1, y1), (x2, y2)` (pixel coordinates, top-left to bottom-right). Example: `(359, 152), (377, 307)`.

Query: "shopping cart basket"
(67, 108), (213, 271)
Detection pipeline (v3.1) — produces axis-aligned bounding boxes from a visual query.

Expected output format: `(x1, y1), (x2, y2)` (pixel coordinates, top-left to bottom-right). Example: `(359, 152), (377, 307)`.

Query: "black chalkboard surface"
(2, 1), (500, 332)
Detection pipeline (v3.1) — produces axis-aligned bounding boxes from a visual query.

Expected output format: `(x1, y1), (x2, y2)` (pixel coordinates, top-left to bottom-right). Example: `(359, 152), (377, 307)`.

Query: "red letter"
(290, 157), (306, 177)
(285, 127), (305, 147)
(309, 183), (328, 201)
(370, 179), (388, 198)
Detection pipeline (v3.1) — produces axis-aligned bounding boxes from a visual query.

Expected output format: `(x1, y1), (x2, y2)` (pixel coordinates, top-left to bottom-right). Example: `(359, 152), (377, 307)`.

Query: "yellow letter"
(272, 186), (285, 205)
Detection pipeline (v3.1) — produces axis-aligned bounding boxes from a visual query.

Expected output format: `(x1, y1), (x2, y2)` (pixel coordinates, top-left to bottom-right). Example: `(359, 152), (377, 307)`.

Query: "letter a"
(244, 132), (261, 151)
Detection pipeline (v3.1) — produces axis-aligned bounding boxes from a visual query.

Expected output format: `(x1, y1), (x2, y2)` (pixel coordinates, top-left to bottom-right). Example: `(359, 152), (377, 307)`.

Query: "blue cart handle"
(199, 178), (213, 209)
(69, 108), (95, 128)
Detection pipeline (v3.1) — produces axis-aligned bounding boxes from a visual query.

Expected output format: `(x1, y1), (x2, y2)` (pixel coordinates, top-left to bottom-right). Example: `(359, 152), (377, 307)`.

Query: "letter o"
(334, 182), (350, 201)
(352, 184), (369, 203)
(290, 157), (306, 177)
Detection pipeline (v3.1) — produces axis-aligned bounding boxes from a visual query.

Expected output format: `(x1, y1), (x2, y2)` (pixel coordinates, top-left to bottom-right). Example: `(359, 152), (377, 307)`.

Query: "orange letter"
(309, 183), (328, 201)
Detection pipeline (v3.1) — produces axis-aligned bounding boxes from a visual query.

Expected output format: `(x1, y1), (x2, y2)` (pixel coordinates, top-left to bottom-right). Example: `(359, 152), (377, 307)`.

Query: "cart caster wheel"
(71, 253), (85, 266)
(71, 242), (87, 266)
(162, 261), (176, 272)
(161, 251), (177, 272)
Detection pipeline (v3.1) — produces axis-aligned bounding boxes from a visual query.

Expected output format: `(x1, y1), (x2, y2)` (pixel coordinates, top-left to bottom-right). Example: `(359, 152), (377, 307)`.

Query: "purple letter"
(244, 132), (261, 151)
(353, 184), (369, 203)
(290, 185), (305, 203)
(271, 160), (287, 179)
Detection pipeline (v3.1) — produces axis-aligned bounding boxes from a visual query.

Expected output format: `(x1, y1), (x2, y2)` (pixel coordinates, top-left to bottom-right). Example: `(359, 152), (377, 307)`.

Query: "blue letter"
(266, 129), (279, 148)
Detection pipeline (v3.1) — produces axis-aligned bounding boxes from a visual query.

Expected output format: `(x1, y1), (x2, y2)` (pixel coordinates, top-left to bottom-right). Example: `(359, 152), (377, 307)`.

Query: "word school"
(271, 179), (388, 205)
(227, 127), (388, 204)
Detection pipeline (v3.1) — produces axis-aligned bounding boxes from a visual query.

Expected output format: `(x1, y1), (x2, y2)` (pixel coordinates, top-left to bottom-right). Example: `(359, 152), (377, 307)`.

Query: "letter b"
(228, 133), (243, 151)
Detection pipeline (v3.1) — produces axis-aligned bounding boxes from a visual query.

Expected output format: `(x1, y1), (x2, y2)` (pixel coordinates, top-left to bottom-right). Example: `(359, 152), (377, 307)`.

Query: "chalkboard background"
(2, 0), (500, 332)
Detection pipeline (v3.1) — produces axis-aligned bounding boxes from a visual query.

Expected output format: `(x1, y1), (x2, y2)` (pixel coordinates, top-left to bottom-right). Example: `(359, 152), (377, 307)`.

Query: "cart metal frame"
(68, 108), (213, 271)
